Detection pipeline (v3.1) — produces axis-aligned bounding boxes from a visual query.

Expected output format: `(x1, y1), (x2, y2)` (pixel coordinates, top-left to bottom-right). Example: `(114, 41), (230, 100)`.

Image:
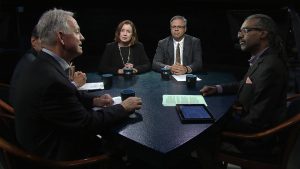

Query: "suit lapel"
(40, 51), (70, 80)
(237, 53), (265, 94)
(167, 37), (174, 64)
(183, 36), (191, 65)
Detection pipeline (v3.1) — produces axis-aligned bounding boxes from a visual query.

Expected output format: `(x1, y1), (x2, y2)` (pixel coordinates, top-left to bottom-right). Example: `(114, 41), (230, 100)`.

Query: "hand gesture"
(124, 63), (134, 68)
(73, 71), (87, 88)
(93, 94), (113, 107)
(121, 97), (142, 112)
(199, 85), (217, 96)
(171, 64), (186, 75)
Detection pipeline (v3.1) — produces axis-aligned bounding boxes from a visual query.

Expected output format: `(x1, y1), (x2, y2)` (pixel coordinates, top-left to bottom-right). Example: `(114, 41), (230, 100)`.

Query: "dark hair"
(114, 20), (138, 45)
(31, 25), (39, 38)
(170, 15), (187, 27)
(246, 14), (286, 59)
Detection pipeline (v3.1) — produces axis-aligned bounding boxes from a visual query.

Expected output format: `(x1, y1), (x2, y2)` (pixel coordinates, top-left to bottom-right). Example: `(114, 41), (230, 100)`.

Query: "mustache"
(234, 43), (241, 50)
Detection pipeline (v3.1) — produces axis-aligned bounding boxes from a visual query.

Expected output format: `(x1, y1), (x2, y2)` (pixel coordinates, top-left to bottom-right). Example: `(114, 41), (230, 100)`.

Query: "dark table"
(87, 71), (236, 168)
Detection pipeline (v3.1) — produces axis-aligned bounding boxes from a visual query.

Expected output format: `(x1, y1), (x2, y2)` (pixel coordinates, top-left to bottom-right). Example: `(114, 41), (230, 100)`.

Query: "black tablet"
(176, 104), (215, 123)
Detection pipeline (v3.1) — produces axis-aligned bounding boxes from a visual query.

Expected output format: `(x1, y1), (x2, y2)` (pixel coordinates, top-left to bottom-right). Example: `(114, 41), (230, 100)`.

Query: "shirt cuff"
(216, 85), (223, 94)
(71, 81), (79, 88)
(186, 66), (192, 73)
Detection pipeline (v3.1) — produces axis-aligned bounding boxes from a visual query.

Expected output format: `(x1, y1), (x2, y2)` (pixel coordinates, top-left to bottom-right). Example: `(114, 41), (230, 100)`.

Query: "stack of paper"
(92, 96), (121, 111)
(172, 75), (201, 81)
(162, 95), (207, 106)
(78, 82), (104, 90)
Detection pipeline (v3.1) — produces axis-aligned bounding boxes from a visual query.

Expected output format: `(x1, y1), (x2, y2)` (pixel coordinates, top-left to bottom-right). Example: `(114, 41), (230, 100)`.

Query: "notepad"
(162, 95), (207, 106)
(78, 82), (104, 90)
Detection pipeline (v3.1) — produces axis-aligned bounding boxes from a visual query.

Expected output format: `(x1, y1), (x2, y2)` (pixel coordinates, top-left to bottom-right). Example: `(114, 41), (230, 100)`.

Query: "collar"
(173, 37), (184, 46)
(42, 48), (70, 70)
(248, 47), (269, 66)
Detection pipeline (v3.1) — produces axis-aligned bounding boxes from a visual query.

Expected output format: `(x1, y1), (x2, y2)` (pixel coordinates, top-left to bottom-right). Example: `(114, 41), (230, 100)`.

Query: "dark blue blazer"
(15, 51), (128, 160)
(222, 48), (288, 131)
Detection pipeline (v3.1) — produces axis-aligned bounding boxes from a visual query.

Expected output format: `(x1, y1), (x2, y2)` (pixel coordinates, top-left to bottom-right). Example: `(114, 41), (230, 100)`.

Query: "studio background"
(0, 0), (298, 83)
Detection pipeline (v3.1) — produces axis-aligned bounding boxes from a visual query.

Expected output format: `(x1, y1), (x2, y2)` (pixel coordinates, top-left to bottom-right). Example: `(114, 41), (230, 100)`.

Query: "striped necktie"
(175, 43), (181, 64)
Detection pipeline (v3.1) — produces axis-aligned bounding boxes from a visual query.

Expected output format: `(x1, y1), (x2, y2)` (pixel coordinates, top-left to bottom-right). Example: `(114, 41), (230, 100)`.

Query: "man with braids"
(198, 14), (288, 169)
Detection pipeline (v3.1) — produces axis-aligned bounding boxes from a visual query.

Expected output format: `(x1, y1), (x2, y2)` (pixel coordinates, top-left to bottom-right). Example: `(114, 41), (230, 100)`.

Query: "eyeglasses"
(171, 25), (186, 29)
(238, 27), (264, 35)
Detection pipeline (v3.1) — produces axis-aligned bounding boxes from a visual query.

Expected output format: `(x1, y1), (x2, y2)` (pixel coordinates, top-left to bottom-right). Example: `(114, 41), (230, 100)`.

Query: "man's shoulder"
(22, 51), (37, 62)
(159, 36), (172, 43)
(261, 48), (285, 63)
(185, 34), (200, 41)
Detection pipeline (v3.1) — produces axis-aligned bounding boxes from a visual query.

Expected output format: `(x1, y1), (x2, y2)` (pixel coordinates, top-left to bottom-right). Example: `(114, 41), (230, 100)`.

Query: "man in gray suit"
(197, 14), (288, 169)
(15, 8), (142, 162)
(152, 15), (203, 75)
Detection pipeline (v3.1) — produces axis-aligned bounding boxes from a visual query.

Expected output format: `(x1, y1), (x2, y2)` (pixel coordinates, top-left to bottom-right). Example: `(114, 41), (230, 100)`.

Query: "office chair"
(216, 94), (300, 169)
(0, 83), (10, 104)
(0, 99), (111, 169)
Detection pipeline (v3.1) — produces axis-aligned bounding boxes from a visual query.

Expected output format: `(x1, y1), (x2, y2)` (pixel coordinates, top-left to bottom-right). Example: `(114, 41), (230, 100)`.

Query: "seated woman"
(99, 20), (151, 74)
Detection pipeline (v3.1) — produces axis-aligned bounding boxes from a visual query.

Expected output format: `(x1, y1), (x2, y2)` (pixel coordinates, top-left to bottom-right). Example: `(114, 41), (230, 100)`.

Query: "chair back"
(0, 99), (110, 169)
(0, 98), (17, 169)
(216, 94), (300, 169)
(0, 83), (10, 105)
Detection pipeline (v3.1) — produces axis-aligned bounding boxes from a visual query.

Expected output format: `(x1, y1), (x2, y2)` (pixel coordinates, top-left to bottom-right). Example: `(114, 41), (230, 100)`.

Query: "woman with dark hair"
(99, 20), (151, 74)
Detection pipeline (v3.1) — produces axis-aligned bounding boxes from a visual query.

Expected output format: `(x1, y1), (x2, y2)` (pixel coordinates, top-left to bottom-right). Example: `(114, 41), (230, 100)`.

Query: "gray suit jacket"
(222, 48), (288, 131)
(15, 51), (128, 160)
(152, 34), (203, 72)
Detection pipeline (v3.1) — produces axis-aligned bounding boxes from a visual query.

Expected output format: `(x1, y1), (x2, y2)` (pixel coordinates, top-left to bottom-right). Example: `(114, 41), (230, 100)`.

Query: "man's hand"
(93, 94), (113, 107)
(121, 97), (142, 112)
(124, 63), (134, 68)
(199, 85), (217, 96)
(73, 71), (86, 87)
(171, 64), (187, 75)
(117, 69), (124, 74)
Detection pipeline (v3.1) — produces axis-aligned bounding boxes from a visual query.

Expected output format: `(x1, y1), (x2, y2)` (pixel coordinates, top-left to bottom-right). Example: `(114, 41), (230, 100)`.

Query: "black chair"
(216, 94), (300, 169)
(0, 99), (111, 169)
(0, 83), (10, 104)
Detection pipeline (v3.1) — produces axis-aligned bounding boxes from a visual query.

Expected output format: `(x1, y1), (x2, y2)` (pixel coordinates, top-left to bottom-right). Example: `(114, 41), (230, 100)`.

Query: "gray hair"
(37, 8), (74, 46)
(246, 14), (287, 60)
(246, 14), (283, 50)
(170, 15), (187, 27)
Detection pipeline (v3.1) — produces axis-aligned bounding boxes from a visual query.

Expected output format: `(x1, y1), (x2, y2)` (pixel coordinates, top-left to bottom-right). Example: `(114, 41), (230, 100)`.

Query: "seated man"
(198, 14), (288, 169)
(152, 15), (203, 75)
(9, 25), (87, 107)
(9, 25), (41, 106)
(14, 8), (142, 163)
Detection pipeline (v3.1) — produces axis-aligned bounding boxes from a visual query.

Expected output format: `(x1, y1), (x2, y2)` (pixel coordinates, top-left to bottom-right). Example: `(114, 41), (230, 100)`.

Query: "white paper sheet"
(78, 82), (104, 90)
(92, 96), (121, 111)
(162, 95), (207, 106)
(172, 75), (201, 81)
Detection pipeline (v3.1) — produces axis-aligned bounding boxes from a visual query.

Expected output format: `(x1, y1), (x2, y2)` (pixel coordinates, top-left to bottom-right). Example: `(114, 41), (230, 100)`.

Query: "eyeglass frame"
(238, 27), (264, 35)
(170, 25), (186, 29)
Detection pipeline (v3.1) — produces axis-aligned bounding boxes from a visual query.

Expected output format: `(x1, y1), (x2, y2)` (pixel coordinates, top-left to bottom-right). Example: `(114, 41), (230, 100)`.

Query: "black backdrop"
(0, 0), (297, 83)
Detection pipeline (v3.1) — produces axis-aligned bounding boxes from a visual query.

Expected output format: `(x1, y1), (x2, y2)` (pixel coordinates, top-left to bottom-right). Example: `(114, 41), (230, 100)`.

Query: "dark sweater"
(99, 42), (151, 74)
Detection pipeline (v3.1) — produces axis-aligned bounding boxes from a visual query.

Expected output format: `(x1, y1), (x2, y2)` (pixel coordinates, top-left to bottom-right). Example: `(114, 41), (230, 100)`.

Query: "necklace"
(118, 46), (131, 65)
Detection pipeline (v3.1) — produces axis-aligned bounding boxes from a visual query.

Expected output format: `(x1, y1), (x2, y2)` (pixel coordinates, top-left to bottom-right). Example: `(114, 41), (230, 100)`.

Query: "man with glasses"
(198, 14), (288, 168)
(152, 15), (203, 75)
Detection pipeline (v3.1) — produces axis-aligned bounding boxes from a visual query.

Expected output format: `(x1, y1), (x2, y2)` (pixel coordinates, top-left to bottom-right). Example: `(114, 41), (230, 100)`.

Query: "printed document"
(172, 75), (201, 81)
(162, 95), (207, 106)
(78, 82), (104, 90)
